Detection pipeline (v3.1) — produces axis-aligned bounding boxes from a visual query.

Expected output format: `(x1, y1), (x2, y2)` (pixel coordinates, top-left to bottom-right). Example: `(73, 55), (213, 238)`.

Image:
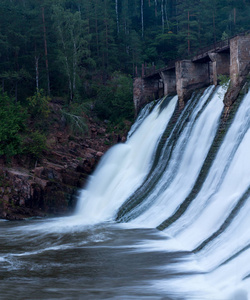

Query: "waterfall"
(74, 85), (250, 298)
(117, 85), (224, 224)
(75, 95), (178, 224)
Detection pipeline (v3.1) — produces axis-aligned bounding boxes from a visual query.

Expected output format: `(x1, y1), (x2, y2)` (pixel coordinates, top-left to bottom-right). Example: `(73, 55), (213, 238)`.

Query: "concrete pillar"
(208, 52), (230, 85)
(160, 69), (176, 96)
(133, 77), (143, 114)
(133, 77), (162, 114)
(230, 34), (250, 86)
(176, 60), (210, 107)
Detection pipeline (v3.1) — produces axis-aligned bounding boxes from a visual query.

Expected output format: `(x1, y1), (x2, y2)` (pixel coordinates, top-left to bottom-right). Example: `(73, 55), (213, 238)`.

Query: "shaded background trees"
(0, 0), (249, 101)
(0, 0), (249, 139)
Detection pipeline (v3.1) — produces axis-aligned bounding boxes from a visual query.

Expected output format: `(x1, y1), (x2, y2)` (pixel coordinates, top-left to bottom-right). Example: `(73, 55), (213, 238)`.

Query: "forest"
(0, 0), (249, 158)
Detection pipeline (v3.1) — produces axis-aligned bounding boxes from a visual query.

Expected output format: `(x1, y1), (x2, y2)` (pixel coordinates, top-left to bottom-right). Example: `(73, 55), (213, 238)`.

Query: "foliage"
(218, 74), (230, 87)
(51, 5), (92, 103)
(26, 89), (51, 119)
(0, 0), (249, 101)
(95, 72), (134, 123)
(0, 92), (26, 157)
(21, 131), (47, 159)
(0, 0), (249, 160)
(62, 103), (89, 136)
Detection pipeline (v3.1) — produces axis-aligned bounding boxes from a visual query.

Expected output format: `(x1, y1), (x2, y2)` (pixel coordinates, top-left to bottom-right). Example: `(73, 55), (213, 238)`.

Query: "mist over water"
(1, 86), (250, 299)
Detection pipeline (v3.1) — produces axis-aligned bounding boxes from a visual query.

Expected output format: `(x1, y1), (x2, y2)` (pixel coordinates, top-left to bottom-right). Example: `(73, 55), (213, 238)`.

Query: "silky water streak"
(75, 95), (178, 224)
(75, 85), (250, 299)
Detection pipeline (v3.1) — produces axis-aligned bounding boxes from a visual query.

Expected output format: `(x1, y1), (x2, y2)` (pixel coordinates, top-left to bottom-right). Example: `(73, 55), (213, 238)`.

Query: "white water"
(75, 95), (178, 224)
(149, 90), (250, 299)
(6, 86), (247, 299)
(72, 86), (250, 299)
(129, 85), (225, 226)
(166, 88), (250, 250)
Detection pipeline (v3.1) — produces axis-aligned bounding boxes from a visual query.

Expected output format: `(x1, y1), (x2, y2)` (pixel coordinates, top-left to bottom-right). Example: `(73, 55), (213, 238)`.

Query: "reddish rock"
(0, 100), (131, 220)
(96, 151), (104, 157)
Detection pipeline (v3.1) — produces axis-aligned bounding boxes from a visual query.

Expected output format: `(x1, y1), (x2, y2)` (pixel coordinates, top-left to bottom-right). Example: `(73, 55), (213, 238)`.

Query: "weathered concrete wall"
(134, 34), (249, 110)
(230, 34), (250, 86)
(209, 52), (230, 85)
(133, 77), (143, 114)
(133, 77), (163, 114)
(176, 60), (210, 106)
(160, 69), (176, 96)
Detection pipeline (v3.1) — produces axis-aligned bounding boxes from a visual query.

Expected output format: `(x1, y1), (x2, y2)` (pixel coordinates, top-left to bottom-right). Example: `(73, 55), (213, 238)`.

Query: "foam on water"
(74, 96), (178, 225)
(4, 86), (248, 299)
(165, 90), (250, 251)
(129, 85), (225, 227)
(146, 90), (250, 299)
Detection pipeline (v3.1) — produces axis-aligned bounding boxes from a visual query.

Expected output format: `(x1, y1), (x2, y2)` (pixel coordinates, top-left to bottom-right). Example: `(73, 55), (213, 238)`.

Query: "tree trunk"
(104, 0), (109, 69)
(15, 81), (18, 103)
(188, 11), (190, 55)
(161, 0), (164, 33)
(95, 0), (99, 58)
(72, 37), (77, 94)
(141, 0), (144, 37)
(115, 0), (119, 33)
(57, 24), (73, 103)
(41, 6), (50, 96)
(155, 0), (157, 17)
(213, 11), (216, 44)
(35, 55), (39, 91)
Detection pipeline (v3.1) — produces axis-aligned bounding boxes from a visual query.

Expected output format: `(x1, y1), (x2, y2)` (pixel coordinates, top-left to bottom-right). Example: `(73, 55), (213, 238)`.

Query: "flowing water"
(1, 86), (250, 300)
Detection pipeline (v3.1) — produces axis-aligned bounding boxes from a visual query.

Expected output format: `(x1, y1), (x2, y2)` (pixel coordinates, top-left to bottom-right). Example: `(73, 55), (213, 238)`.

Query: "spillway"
(3, 84), (248, 299)
(75, 84), (250, 299)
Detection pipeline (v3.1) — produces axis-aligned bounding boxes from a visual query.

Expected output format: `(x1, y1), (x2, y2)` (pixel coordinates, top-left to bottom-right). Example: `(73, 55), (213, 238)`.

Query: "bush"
(94, 72), (134, 123)
(0, 92), (27, 157)
(27, 89), (51, 119)
(61, 103), (88, 136)
(218, 74), (230, 87)
(21, 131), (47, 159)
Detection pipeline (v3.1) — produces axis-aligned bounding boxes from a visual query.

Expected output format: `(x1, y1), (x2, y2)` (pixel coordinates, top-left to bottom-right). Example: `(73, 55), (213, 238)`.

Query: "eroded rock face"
(0, 102), (130, 220)
(0, 149), (101, 220)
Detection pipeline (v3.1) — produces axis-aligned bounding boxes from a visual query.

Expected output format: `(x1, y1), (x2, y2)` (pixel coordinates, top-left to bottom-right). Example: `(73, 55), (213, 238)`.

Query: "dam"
(134, 32), (250, 112)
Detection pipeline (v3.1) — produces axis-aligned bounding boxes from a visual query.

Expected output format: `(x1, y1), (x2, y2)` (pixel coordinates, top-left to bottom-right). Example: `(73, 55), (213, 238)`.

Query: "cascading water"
(1, 84), (250, 300)
(118, 85), (225, 225)
(148, 89), (250, 300)
(75, 95), (178, 224)
(74, 84), (250, 298)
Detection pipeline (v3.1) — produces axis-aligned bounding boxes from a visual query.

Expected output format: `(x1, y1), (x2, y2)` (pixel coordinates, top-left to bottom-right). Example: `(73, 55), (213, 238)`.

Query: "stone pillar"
(176, 60), (210, 107)
(208, 52), (230, 85)
(133, 77), (143, 114)
(160, 69), (176, 96)
(230, 34), (250, 86)
(133, 77), (161, 115)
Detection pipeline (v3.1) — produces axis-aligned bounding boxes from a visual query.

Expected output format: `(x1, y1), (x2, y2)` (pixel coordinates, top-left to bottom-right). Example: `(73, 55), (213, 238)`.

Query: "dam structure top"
(134, 32), (250, 111)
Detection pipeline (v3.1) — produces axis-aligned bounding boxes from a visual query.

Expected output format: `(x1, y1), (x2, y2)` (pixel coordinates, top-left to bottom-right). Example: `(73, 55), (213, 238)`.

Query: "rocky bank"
(0, 100), (130, 220)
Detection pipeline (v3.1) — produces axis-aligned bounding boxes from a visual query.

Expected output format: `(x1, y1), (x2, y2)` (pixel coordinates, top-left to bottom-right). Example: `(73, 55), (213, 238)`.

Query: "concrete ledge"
(176, 60), (210, 106)
(230, 35), (250, 86)
(133, 33), (250, 111)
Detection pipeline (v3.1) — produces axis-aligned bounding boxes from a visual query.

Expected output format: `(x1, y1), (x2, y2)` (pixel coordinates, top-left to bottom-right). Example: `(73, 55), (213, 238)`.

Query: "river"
(1, 218), (197, 300)
(1, 85), (250, 300)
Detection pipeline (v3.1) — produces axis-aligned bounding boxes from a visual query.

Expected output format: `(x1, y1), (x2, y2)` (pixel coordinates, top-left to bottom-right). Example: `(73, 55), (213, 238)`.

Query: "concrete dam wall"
(134, 33), (250, 113)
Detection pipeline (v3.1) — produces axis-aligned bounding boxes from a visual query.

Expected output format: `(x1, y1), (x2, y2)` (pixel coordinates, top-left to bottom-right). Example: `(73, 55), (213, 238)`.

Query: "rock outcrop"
(0, 101), (130, 220)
